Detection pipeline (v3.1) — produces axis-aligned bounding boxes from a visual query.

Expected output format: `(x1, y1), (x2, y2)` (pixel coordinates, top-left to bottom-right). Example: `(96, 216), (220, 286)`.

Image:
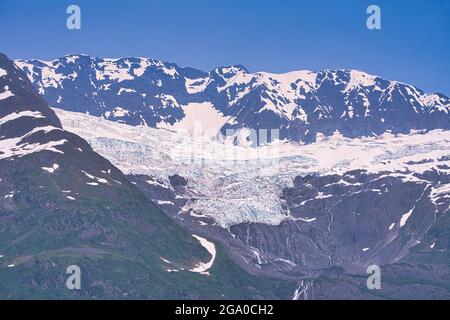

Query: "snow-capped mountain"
(1, 52), (292, 299)
(6, 52), (450, 299)
(16, 55), (450, 142)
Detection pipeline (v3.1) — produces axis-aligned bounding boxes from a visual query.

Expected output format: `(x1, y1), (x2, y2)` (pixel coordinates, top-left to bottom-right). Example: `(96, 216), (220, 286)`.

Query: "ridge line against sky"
(0, 0), (449, 95)
(11, 52), (447, 96)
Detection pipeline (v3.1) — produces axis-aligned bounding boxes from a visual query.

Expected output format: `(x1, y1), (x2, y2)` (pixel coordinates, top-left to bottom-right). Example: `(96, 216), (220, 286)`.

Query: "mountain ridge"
(13, 53), (447, 94)
(15, 54), (450, 143)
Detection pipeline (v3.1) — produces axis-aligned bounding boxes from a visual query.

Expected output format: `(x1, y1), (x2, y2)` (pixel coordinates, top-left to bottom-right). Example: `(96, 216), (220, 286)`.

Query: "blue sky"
(0, 0), (449, 94)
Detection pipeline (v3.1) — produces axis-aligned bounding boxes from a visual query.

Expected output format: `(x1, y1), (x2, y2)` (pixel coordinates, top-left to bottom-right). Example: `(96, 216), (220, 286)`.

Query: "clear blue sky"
(0, 0), (449, 94)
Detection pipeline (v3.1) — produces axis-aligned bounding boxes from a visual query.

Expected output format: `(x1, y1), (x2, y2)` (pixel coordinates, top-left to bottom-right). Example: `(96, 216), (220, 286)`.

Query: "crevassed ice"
(55, 108), (450, 228)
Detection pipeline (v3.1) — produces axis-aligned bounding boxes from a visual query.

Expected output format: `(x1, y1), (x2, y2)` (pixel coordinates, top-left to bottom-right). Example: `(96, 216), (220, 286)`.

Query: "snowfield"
(0, 85), (14, 100)
(189, 235), (216, 275)
(55, 108), (450, 228)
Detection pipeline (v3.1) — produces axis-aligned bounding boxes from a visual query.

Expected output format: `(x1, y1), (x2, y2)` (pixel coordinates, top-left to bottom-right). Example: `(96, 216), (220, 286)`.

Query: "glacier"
(55, 108), (450, 228)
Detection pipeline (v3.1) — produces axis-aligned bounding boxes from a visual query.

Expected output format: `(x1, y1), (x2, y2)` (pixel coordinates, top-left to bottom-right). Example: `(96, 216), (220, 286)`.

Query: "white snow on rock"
(64, 54), (80, 64)
(161, 66), (178, 78)
(110, 107), (129, 118)
(4, 192), (14, 199)
(157, 200), (174, 205)
(0, 128), (66, 160)
(189, 235), (216, 276)
(42, 163), (59, 173)
(422, 94), (450, 114)
(315, 192), (332, 199)
(41, 65), (65, 89)
(16, 56), (449, 127)
(0, 111), (45, 127)
(185, 77), (209, 94)
(0, 67), (7, 78)
(14, 59), (83, 94)
(160, 257), (171, 264)
(344, 70), (377, 92)
(159, 94), (179, 109)
(292, 280), (314, 300)
(82, 170), (96, 179)
(133, 59), (150, 77)
(82, 170), (108, 184)
(117, 87), (136, 95)
(146, 179), (169, 188)
(295, 217), (316, 223)
(96, 59), (134, 82)
(157, 102), (233, 140)
(430, 183), (450, 204)
(216, 67), (253, 93)
(275, 258), (297, 267)
(0, 85), (14, 100)
(400, 186), (429, 228)
(400, 208), (413, 227)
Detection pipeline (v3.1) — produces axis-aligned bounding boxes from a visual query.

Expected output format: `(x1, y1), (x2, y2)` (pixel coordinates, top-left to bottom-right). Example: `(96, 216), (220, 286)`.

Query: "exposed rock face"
(125, 168), (450, 299)
(169, 174), (188, 187)
(229, 168), (450, 298)
(232, 170), (436, 269)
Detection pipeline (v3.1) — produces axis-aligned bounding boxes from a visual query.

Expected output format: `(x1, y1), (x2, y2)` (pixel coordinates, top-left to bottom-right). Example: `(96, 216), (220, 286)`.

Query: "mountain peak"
(13, 54), (450, 142)
(213, 64), (249, 76)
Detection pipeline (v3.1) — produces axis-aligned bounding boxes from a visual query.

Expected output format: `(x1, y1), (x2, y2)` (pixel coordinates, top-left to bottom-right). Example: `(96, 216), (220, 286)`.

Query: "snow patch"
(0, 129), (66, 161)
(160, 257), (171, 264)
(400, 208), (413, 227)
(111, 107), (129, 118)
(189, 235), (216, 276)
(117, 87), (136, 95)
(0, 85), (14, 100)
(157, 200), (174, 205)
(42, 163), (59, 173)
(0, 111), (45, 127)
(185, 77), (209, 94)
(157, 102), (232, 140)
